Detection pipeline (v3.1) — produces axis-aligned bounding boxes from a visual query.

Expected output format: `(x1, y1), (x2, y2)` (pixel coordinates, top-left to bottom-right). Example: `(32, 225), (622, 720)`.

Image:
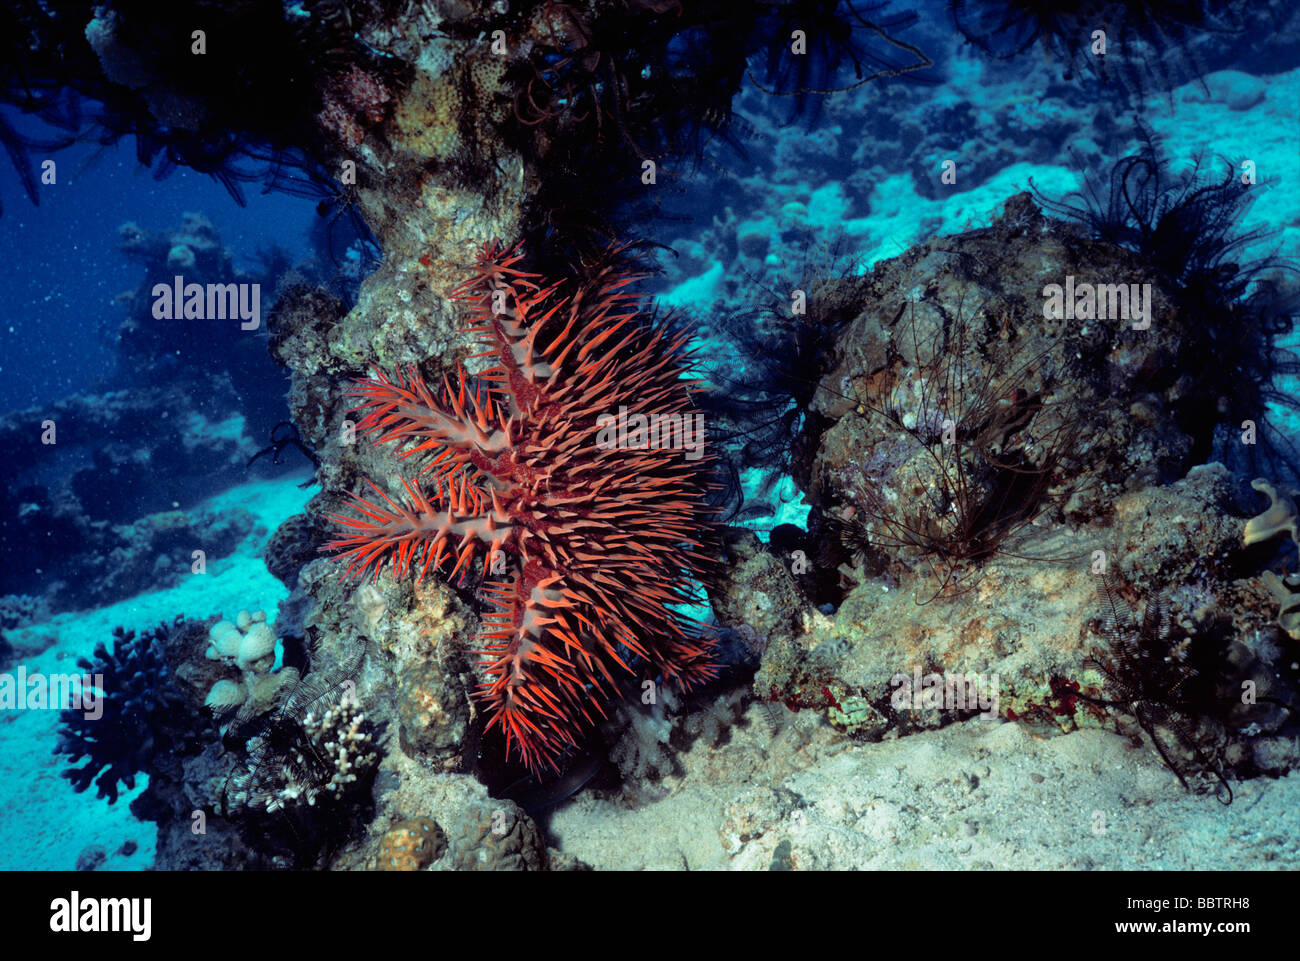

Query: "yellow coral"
(378, 817), (446, 871)
(393, 69), (464, 162)
(1244, 478), (1300, 640)
(1243, 478), (1299, 546)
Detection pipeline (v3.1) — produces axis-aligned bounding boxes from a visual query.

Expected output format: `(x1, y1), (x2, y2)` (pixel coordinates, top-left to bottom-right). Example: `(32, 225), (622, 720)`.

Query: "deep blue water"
(0, 107), (319, 411)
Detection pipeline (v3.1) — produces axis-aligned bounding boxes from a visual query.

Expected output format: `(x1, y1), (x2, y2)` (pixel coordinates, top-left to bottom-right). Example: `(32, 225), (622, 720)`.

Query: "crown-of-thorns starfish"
(326, 240), (719, 772)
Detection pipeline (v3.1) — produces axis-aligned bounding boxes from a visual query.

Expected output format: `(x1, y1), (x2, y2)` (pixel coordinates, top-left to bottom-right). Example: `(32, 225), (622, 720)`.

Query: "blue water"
(0, 109), (323, 411)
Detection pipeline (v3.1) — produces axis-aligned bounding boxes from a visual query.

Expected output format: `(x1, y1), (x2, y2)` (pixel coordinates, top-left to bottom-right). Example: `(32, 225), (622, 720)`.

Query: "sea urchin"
(326, 240), (719, 773)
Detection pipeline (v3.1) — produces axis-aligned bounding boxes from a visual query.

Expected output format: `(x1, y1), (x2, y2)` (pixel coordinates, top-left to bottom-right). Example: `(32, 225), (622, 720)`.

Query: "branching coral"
(230, 699), (380, 815)
(219, 642), (381, 868)
(54, 619), (190, 804)
(326, 240), (720, 773)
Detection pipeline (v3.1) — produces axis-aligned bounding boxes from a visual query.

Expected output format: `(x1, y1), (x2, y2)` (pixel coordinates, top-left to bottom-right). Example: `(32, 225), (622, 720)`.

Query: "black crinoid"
(477, 2), (930, 260)
(747, 0), (933, 125)
(482, 0), (751, 259)
(701, 234), (869, 508)
(248, 421), (322, 485)
(0, 0), (398, 214)
(949, 0), (1248, 99)
(829, 292), (1090, 603)
(1034, 124), (1300, 483)
(1080, 573), (1234, 803)
(54, 618), (200, 804)
(221, 639), (383, 869)
(261, 161), (383, 283)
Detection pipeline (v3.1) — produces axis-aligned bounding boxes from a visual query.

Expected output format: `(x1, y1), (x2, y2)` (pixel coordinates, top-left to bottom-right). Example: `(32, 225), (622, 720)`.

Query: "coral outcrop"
(707, 196), (1300, 802)
(0, 382), (261, 608)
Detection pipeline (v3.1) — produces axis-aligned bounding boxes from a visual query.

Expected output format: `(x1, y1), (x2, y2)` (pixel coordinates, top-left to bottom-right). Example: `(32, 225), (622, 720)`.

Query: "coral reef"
(113, 212), (330, 431)
(325, 241), (719, 773)
(0, 208), (340, 614)
(282, 545), (477, 780)
(329, 748), (560, 871)
(0, 593), (45, 631)
(696, 195), (1300, 804)
(950, 0), (1249, 96)
(0, 380), (262, 607)
(13, 0), (1300, 874)
(115, 604), (389, 870)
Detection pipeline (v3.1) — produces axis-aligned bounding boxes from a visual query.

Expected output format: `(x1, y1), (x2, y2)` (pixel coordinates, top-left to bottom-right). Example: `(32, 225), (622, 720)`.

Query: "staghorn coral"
(326, 240), (720, 773)
(258, 700), (379, 814)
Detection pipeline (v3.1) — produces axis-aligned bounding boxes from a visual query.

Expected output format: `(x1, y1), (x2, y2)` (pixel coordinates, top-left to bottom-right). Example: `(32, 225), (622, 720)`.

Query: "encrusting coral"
(378, 816), (447, 871)
(326, 240), (719, 773)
